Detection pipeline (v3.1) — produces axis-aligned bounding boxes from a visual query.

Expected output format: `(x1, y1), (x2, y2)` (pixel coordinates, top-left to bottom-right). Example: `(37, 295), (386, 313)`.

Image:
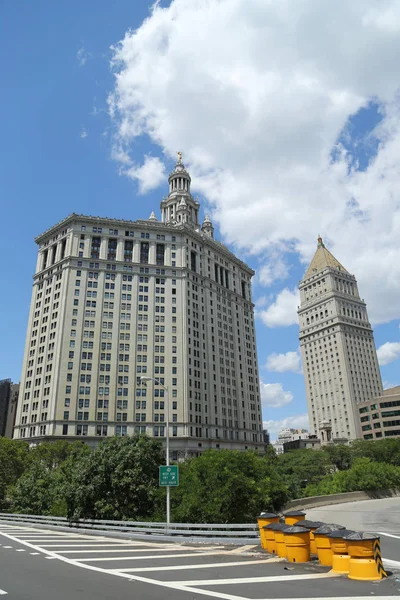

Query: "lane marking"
(383, 558), (400, 568)
(113, 557), (284, 573)
(377, 531), (400, 540)
(76, 551), (227, 562)
(2, 546), (12, 549)
(58, 547), (213, 554)
(230, 545), (258, 554)
(30, 552), (40, 555)
(0, 590), (8, 595)
(45, 556), (57, 560)
(167, 572), (338, 586)
(15, 549), (25, 552)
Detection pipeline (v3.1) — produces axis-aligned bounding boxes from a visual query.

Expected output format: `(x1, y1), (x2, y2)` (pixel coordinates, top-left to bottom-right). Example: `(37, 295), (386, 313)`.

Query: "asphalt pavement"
(1, 522), (400, 600)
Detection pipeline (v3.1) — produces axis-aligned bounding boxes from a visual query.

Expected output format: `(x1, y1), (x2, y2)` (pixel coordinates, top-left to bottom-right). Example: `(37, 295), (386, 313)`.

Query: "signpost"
(159, 465), (179, 487)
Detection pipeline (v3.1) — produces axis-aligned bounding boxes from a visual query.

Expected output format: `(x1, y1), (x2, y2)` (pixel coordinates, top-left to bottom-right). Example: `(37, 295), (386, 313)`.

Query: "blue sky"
(1, 0), (400, 439)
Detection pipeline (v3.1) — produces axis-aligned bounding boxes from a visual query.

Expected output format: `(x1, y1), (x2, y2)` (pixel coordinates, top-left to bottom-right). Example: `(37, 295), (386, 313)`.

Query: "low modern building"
(283, 435), (321, 452)
(358, 386), (400, 440)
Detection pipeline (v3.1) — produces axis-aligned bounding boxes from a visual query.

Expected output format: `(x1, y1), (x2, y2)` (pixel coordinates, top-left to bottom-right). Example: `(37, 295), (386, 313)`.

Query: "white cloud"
(107, 0), (400, 325)
(266, 350), (302, 374)
(80, 127), (88, 139)
(258, 288), (299, 328)
(260, 382), (293, 408)
(124, 155), (166, 194)
(383, 380), (399, 390)
(77, 47), (90, 67)
(377, 341), (400, 366)
(263, 414), (310, 439)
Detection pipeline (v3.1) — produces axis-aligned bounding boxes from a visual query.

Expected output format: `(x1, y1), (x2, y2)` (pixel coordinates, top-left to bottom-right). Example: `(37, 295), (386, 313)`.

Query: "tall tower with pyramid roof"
(298, 237), (382, 442)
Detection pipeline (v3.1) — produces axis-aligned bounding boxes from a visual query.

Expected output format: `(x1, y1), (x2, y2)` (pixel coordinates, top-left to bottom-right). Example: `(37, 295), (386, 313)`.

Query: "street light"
(140, 375), (170, 533)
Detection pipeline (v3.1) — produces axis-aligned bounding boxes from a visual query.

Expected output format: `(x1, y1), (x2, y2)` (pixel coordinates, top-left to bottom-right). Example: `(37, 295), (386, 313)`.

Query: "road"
(0, 522), (400, 599)
(308, 497), (400, 568)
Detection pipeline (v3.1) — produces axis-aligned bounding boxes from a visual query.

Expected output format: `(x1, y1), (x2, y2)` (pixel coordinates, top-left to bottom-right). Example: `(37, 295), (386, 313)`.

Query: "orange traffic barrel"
(283, 526), (311, 563)
(257, 512), (280, 550)
(343, 531), (387, 581)
(265, 523), (290, 558)
(326, 529), (355, 574)
(283, 510), (306, 526)
(314, 524), (345, 566)
(296, 520), (325, 555)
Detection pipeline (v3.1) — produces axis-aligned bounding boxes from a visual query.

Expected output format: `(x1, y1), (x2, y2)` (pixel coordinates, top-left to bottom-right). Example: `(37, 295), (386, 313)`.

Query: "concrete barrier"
(284, 489), (400, 511)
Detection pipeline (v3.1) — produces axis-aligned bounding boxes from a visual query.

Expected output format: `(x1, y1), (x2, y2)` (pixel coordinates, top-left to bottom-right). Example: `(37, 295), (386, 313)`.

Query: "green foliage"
(305, 457), (400, 496)
(350, 439), (400, 466)
(170, 449), (288, 523)
(63, 435), (164, 521)
(275, 449), (331, 499)
(0, 437), (30, 508)
(324, 444), (354, 471)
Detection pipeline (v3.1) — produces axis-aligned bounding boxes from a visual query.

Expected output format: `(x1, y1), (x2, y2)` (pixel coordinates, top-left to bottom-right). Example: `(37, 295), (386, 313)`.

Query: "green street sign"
(159, 465), (179, 487)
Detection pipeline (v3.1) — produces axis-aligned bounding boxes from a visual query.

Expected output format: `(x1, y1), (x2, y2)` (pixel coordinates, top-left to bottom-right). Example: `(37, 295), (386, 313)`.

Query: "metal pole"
(165, 385), (170, 534)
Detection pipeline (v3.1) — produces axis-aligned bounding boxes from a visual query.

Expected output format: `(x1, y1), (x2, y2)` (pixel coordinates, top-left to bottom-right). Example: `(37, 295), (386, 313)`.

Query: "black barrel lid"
(343, 531), (379, 541)
(296, 520), (325, 529)
(284, 510), (306, 516)
(258, 512), (279, 519)
(314, 524), (346, 535)
(263, 522), (291, 531)
(326, 529), (355, 539)
(284, 526), (311, 534)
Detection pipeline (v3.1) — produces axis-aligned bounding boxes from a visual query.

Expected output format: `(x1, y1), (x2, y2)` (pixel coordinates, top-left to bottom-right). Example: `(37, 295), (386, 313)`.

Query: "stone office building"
(14, 155), (263, 455)
(298, 237), (382, 442)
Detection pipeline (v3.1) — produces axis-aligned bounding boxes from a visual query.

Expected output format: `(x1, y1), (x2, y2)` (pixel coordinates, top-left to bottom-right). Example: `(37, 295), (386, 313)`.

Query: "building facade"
(14, 155), (263, 455)
(358, 386), (400, 440)
(0, 380), (19, 438)
(298, 237), (382, 442)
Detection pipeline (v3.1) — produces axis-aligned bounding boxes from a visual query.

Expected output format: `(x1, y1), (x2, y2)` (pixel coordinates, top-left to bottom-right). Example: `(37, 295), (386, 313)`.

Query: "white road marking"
(229, 545), (258, 554)
(0, 590), (8, 595)
(383, 557), (400, 568)
(76, 551), (227, 562)
(59, 547), (211, 554)
(168, 572), (338, 586)
(15, 549), (25, 552)
(378, 531), (400, 540)
(2, 546), (12, 549)
(30, 552), (40, 555)
(45, 556), (57, 559)
(113, 557), (283, 573)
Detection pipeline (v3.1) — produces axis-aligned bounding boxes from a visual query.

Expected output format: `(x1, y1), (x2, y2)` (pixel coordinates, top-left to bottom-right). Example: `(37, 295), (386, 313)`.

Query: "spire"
(148, 210), (157, 221)
(304, 236), (348, 278)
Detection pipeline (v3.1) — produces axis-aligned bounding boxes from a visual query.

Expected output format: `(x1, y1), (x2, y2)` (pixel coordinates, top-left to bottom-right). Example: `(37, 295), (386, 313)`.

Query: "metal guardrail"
(0, 513), (259, 544)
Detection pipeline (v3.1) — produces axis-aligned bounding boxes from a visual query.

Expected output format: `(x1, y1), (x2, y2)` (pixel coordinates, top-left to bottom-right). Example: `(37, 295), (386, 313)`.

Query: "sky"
(1, 0), (400, 440)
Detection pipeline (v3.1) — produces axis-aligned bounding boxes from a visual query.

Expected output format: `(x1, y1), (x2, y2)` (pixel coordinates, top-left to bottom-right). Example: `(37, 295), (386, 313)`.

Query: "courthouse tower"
(298, 237), (382, 441)
(14, 154), (263, 455)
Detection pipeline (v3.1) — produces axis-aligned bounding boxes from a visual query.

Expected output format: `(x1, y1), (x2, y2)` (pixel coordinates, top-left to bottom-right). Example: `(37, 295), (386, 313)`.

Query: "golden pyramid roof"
(304, 236), (349, 279)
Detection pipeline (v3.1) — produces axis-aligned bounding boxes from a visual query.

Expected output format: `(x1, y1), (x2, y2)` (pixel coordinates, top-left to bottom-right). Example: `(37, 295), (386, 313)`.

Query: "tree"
(325, 444), (354, 471)
(351, 439), (400, 467)
(276, 449), (331, 499)
(170, 449), (288, 524)
(0, 438), (30, 508)
(63, 435), (164, 521)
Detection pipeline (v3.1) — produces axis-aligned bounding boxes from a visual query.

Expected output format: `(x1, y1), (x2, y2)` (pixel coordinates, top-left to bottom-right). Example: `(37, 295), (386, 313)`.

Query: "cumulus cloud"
(124, 155), (166, 194)
(260, 382), (293, 408)
(377, 341), (400, 366)
(258, 288), (299, 328)
(263, 414), (310, 439)
(107, 0), (400, 325)
(80, 127), (88, 139)
(266, 350), (302, 374)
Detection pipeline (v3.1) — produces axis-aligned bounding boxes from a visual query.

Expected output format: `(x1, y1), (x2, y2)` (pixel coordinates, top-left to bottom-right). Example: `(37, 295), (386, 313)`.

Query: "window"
(140, 242), (149, 264)
(156, 244), (165, 266)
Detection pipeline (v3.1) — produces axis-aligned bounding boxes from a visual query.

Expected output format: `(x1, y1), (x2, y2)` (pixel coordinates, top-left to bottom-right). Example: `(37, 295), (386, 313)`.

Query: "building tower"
(298, 236), (382, 442)
(14, 153), (263, 455)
